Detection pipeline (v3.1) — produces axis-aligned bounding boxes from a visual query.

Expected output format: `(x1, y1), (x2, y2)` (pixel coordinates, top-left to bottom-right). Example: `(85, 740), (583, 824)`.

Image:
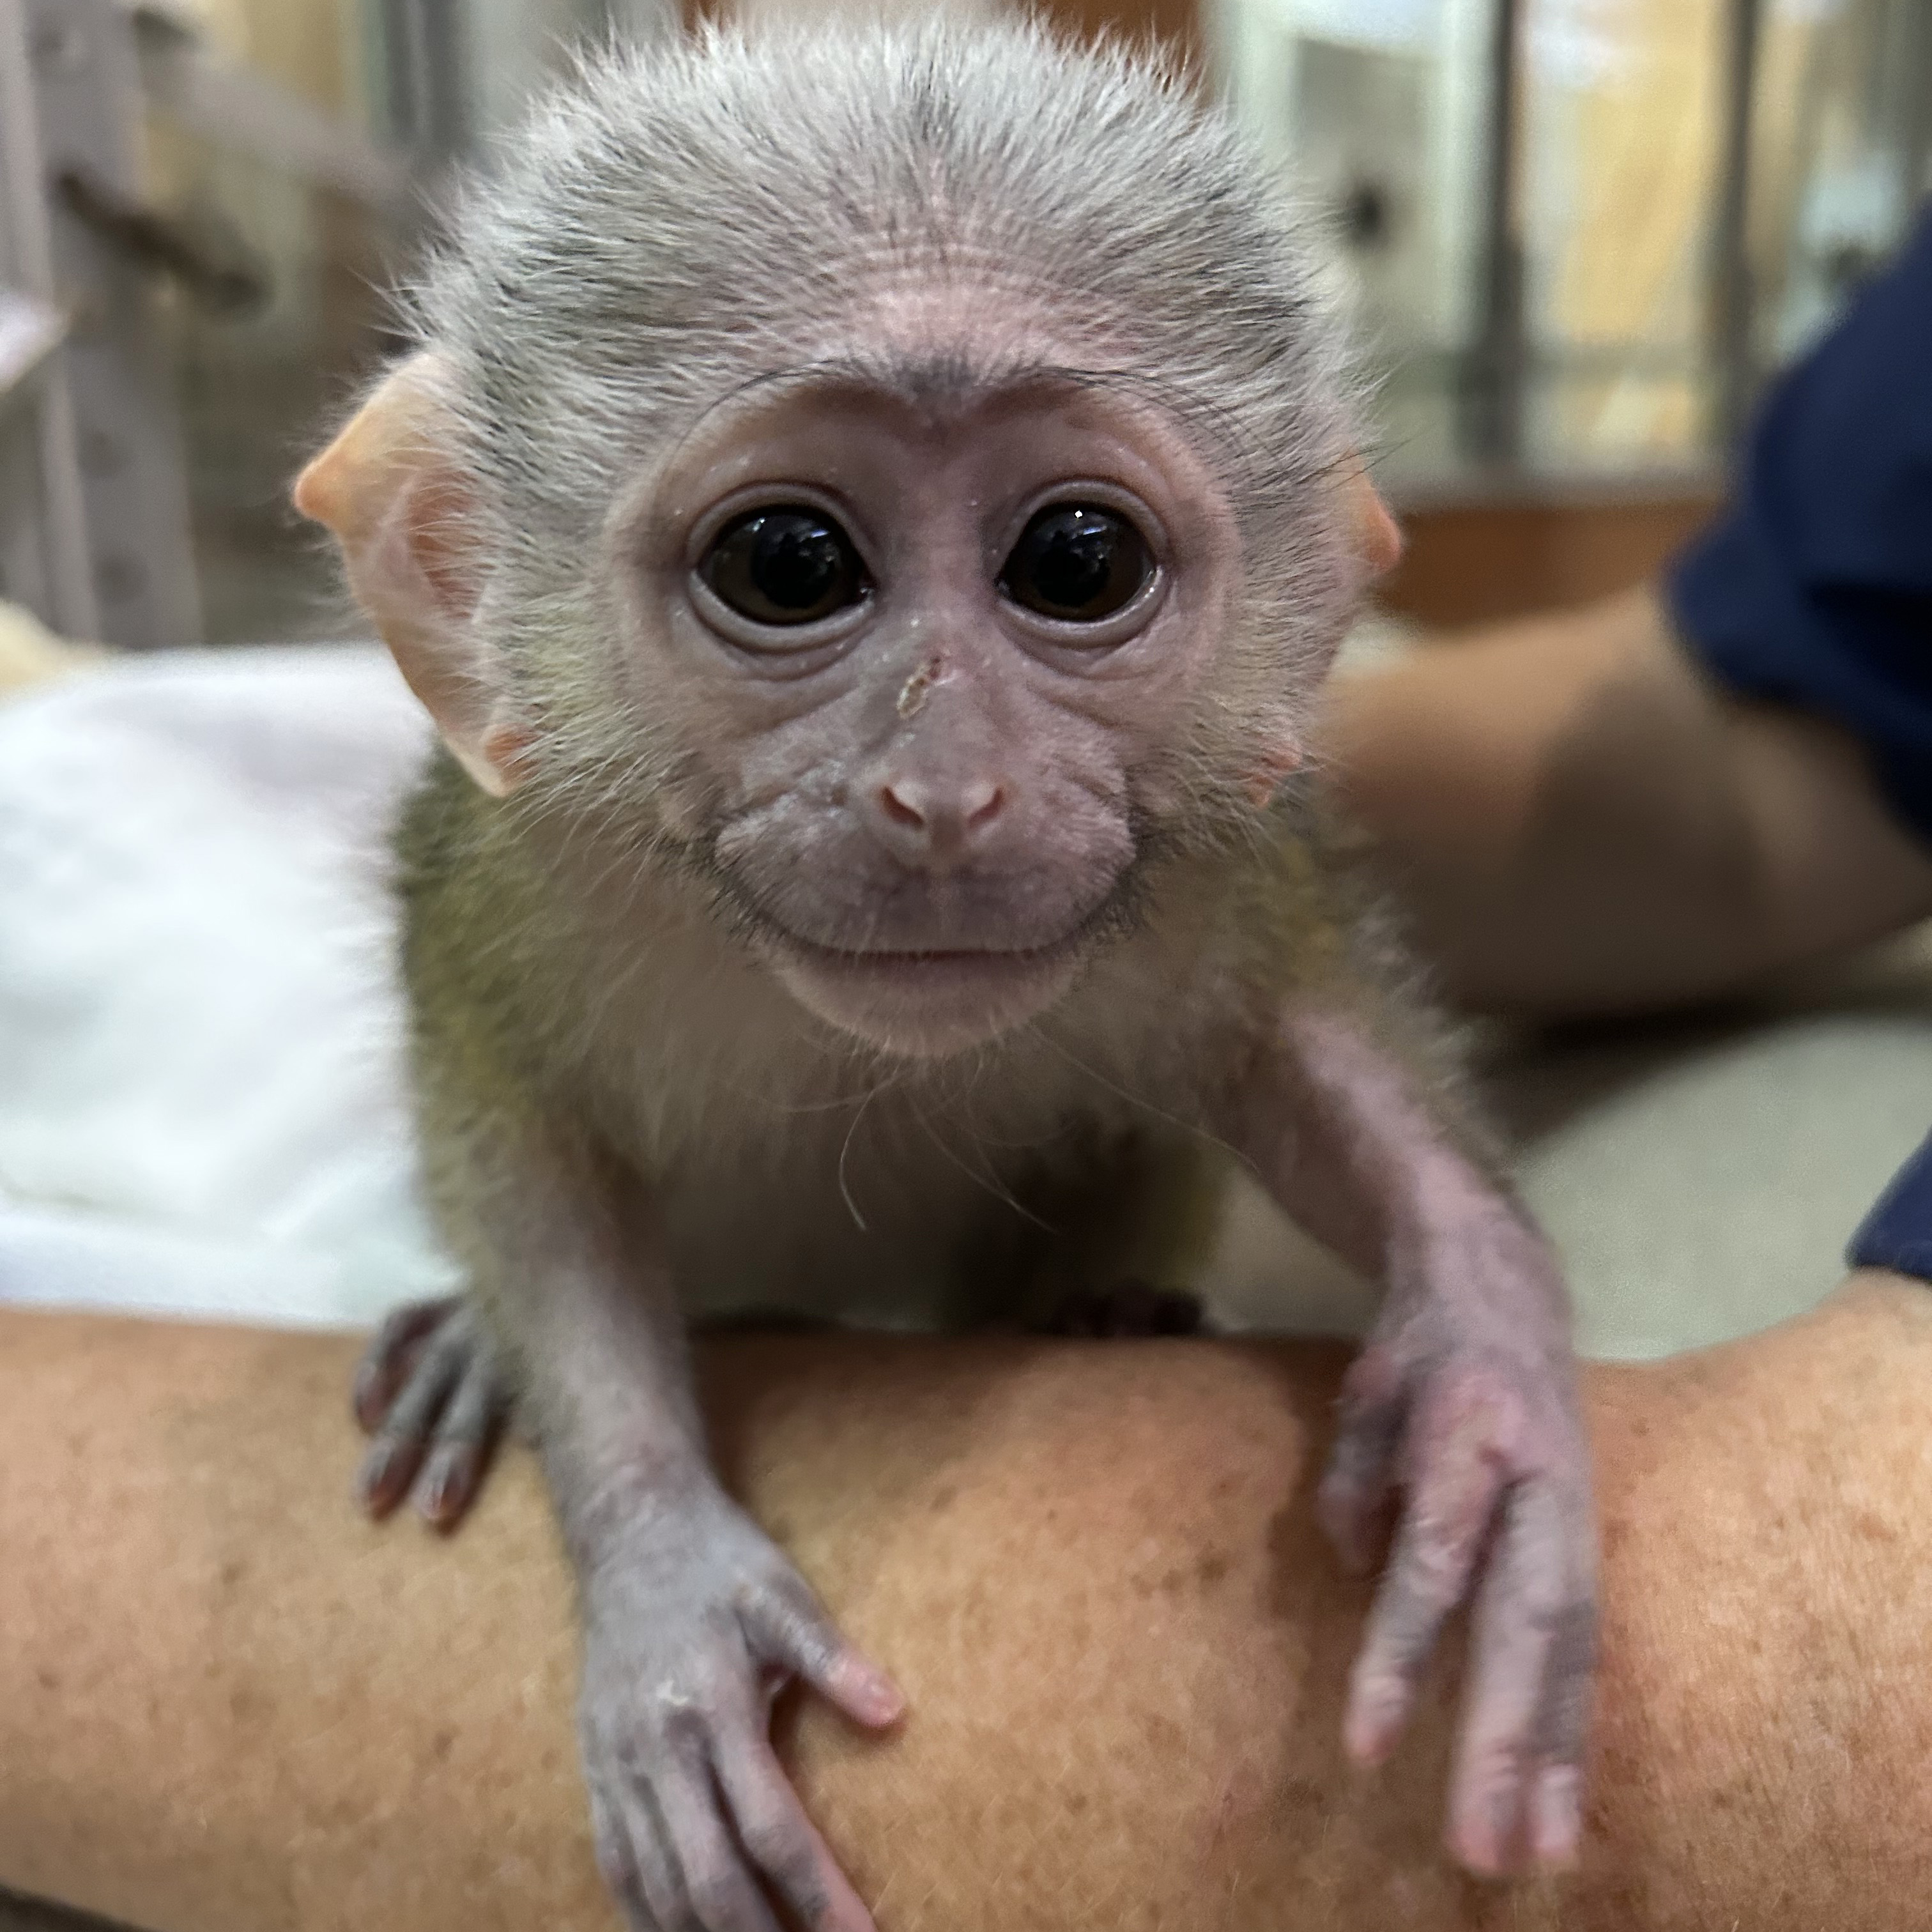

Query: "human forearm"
(1322, 587), (1932, 1013)
(3, 1283), (1930, 1931)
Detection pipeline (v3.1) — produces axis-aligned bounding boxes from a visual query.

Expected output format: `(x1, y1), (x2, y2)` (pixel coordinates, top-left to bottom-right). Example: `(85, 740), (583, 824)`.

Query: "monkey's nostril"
(878, 781), (927, 830)
(964, 781), (1005, 830)
(872, 776), (1008, 852)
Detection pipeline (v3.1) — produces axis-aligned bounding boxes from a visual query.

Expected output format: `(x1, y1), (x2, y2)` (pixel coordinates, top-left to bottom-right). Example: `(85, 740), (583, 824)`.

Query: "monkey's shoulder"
(1146, 794), (1415, 1007)
(389, 753), (587, 1090)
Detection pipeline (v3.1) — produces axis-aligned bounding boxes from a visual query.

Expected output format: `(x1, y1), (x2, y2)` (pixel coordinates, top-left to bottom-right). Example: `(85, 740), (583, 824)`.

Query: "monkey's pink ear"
(294, 353), (532, 798)
(1344, 465), (1404, 578)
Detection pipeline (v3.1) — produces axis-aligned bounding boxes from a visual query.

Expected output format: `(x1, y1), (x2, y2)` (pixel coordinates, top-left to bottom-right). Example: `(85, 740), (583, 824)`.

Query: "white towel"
(0, 645), (454, 1329)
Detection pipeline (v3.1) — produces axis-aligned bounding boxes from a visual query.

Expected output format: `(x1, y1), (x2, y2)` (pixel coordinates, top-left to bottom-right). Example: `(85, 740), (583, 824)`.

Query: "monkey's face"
(296, 344), (1379, 1065)
(613, 373), (1243, 1058)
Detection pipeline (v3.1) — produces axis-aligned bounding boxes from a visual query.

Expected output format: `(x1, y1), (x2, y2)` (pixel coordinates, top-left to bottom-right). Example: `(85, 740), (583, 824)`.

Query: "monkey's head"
(298, 22), (1399, 1059)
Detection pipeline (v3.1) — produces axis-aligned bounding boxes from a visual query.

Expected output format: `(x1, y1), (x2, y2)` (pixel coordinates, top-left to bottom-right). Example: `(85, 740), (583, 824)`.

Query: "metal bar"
(382, 0), (469, 161)
(23, 0), (203, 647)
(1900, 0), (1932, 215)
(0, 0), (100, 640)
(1710, 0), (1763, 453)
(1463, 0), (1525, 470)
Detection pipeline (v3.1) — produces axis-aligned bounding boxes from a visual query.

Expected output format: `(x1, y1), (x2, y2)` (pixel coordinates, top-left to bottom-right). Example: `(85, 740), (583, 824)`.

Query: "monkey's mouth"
(769, 931), (1087, 990)
(758, 928), (1094, 1055)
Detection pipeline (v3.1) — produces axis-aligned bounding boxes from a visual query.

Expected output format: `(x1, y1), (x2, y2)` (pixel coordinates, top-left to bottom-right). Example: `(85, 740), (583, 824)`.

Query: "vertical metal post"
(0, 0), (98, 641)
(1710, 0), (1762, 454)
(21, 0), (202, 647)
(381, 0), (470, 162)
(1899, 0), (1932, 217)
(592, 0), (679, 42)
(1463, 0), (1525, 470)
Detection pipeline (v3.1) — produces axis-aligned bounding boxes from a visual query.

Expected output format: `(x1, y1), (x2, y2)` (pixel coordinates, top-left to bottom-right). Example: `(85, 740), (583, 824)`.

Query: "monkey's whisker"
(836, 1089), (873, 1234)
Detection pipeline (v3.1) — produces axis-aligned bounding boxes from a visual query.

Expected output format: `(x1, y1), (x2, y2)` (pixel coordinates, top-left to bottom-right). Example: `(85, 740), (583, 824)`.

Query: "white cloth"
(0, 647), (455, 1329)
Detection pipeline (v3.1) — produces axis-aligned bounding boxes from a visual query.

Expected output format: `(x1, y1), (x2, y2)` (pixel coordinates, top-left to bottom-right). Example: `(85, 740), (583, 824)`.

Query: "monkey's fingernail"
(839, 1660), (907, 1724)
(421, 1449), (479, 1528)
(358, 1445), (402, 1514)
(1447, 1816), (1506, 1880)
(1531, 1767), (1581, 1866)
(1342, 1674), (1406, 1765)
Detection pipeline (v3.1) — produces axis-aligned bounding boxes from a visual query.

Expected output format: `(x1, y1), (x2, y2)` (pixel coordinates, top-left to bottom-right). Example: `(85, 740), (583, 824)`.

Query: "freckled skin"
(296, 24), (1597, 1932)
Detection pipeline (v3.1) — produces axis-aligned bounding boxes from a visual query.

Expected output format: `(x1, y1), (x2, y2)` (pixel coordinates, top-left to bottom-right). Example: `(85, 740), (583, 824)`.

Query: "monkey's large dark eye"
(998, 504), (1153, 625)
(699, 507), (868, 627)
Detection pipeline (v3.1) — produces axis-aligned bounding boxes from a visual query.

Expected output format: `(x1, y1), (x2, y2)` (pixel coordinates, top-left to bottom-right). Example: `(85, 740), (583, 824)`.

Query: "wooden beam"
(1377, 482), (1725, 630)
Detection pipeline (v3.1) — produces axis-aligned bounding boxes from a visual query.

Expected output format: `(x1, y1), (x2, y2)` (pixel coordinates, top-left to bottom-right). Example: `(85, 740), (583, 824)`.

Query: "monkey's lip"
(769, 932), (1085, 988)
(760, 925), (1096, 1054)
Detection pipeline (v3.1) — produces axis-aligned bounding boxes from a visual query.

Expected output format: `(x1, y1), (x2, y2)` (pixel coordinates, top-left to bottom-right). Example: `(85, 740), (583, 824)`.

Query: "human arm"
(1320, 584), (1932, 1015)
(4, 1275), (1930, 1931)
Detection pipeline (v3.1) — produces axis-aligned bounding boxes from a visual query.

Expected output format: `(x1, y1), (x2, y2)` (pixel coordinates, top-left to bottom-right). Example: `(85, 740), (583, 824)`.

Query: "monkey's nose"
(868, 773), (1008, 866)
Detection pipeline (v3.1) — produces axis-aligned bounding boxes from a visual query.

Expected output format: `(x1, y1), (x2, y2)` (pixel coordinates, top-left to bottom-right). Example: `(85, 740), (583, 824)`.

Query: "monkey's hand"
(1319, 1202), (1597, 1879)
(353, 1295), (514, 1529)
(578, 1487), (904, 1932)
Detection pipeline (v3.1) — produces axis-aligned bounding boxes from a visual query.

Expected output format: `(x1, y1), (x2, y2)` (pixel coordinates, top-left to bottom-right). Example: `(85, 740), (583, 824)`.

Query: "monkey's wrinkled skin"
(299, 22), (1595, 1929)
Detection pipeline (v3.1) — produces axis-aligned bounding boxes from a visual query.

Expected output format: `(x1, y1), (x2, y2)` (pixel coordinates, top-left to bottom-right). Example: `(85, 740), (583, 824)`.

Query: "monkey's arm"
(395, 1085), (902, 1932)
(1322, 586), (1932, 1015)
(1222, 1002), (1592, 1878)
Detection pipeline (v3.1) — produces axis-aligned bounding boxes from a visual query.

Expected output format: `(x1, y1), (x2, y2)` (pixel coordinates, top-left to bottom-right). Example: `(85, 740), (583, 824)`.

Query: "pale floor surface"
(1202, 923), (1932, 1357)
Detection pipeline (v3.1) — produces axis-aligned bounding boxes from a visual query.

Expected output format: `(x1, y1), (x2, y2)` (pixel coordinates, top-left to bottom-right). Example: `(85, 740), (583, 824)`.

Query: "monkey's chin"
(764, 938), (1087, 1059)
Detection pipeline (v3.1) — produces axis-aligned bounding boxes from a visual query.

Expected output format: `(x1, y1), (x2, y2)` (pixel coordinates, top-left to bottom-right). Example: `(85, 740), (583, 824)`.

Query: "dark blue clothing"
(1666, 217), (1932, 1282)
(1851, 1133), (1932, 1278)
(1671, 217), (1932, 844)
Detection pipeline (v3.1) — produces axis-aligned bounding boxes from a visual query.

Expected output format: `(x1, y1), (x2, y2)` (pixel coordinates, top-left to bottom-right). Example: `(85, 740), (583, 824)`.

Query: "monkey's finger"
(355, 1322), (472, 1519)
(1445, 1480), (1596, 1877)
(591, 1777), (685, 1932)
(352, 1298), (454, 1432)
(588, 1790), (646, 1925)
(650, 1749), (788, 1932)
(739, 1586), (905, 1730)
(714, 1728), (878, 1932)
(412, 1353), (511, 1530)
(1343, 1380), (1511, 1765)
(1317, 1346), (1409, 1573)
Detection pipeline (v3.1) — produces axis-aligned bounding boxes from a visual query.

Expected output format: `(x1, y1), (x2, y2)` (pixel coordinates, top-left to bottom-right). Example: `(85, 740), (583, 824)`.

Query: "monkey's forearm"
(4, 1282), (1930, 1932)
(420, 1111), (712, 1545)
(1236, 1005), (1517, 1289)
(1232, 1003), (1593, 1873)
(406, 1096), (901, 1932)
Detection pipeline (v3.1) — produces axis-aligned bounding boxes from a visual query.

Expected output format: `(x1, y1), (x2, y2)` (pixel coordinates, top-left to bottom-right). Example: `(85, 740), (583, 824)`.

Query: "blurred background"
(1, 0), (1927, 647)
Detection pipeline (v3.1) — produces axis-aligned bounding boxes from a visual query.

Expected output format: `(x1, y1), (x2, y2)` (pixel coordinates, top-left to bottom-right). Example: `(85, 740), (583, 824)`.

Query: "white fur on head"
(311, 19), (1375, 815)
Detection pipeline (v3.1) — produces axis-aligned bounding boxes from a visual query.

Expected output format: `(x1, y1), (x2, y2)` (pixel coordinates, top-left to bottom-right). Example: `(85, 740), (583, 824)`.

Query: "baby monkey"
(298, 22), (1595, 1929)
